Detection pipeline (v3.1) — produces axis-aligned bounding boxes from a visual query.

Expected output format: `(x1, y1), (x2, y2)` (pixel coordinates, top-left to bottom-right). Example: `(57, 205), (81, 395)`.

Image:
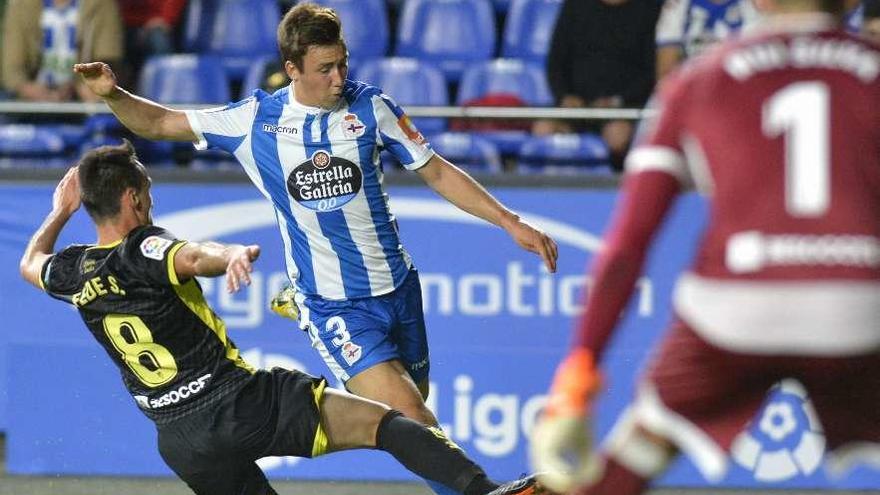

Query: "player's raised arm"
(173, 242), (261, 293)
(20, 166), (81, 288)
(74, 62), (197, 142)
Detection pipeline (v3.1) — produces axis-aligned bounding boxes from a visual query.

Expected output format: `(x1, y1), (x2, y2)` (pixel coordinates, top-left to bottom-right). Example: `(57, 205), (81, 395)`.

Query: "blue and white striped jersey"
(656, 0), (758, 60)
(185, 80), (434, 300)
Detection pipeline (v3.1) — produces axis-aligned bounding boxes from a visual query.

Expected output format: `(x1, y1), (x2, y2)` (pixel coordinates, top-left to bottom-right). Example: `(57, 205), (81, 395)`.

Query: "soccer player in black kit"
(19, 141), (544, 495)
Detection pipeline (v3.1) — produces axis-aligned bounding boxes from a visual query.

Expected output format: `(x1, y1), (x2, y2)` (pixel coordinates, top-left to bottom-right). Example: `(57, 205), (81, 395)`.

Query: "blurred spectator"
(543, 0), (660, 171)
(656, 0), (758, 80)
(118, 0), (187, 81)
(862, 0), (880, 42)
(254, 61), (289, 94)
(1, 0), (123, 102)
(845, 0), (865, 33)
(0, 0), (6, 99)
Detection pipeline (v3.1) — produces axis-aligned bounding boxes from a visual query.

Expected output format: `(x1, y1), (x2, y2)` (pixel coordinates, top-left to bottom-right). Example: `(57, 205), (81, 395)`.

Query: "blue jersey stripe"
(251, 93), (317, 292)
(350, 94), (408, 287)
(303, 110), (371, 298)
(379, 131), (416, 165)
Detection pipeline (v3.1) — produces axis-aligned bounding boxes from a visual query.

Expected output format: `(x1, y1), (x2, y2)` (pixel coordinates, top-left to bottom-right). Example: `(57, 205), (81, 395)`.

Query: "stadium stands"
(516, 133), (612, 175)
(427, 132), (503, 173)
(139, 54), (232, 104)
(319, 0), (389, 71)
(455, 58), (553, 154)
(501, 0), (564, 66)
(0, 0), (642, 174)
(205, 0), (281, 79)
(395, 0), (496, 82)
(356, 57), (449, 135)
(456, 58), (552, 107)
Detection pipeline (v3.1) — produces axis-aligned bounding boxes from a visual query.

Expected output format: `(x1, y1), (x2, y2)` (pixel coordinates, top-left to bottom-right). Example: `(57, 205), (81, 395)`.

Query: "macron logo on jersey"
(262, 123), (299, 135)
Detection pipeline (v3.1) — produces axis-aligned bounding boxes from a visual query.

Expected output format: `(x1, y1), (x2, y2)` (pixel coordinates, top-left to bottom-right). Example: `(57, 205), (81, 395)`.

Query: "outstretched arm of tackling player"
(173, 242), (261, 293)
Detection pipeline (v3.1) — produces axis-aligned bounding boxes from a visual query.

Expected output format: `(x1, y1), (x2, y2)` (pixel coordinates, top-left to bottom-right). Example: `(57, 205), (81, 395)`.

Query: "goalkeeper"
(530, 0), (880, 493)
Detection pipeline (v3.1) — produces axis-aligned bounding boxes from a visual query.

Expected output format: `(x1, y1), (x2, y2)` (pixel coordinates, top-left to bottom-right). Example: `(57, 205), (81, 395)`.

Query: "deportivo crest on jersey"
(140, 236), (173, 260)
(342, 113), (366, 139)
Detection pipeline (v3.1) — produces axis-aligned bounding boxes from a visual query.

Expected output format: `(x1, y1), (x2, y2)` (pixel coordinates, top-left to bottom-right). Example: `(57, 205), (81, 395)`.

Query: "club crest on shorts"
(341, 341), (362, 365)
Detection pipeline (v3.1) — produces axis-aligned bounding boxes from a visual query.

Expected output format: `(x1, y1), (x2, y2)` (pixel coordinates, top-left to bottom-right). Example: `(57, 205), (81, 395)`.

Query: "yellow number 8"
(103, 314), (179, 387)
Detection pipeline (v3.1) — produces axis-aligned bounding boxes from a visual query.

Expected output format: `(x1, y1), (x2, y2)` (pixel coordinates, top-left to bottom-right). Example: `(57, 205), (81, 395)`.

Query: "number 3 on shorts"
(103, 314), (179, 387)
(327, 316), (350, 346)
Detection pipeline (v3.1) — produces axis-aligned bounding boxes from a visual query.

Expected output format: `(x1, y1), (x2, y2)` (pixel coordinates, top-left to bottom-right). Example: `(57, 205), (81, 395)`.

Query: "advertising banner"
(1, 183), (875, 488)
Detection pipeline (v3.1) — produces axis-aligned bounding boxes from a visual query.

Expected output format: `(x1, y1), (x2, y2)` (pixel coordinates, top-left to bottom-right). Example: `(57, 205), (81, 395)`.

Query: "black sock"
(375, 410), (497, 494)
(463, 473), (498, 495)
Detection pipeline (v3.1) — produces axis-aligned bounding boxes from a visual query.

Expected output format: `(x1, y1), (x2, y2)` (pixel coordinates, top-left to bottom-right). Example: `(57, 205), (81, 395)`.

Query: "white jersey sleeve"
(184, 96), (259, 152)
(656, 0), (688, 46)
(372, 93), (434, 171)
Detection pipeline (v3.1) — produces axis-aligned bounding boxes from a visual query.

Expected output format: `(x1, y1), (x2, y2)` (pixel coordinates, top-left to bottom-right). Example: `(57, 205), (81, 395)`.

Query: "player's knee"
(395, 400), (438, 427)
(604, 409), (676, 479)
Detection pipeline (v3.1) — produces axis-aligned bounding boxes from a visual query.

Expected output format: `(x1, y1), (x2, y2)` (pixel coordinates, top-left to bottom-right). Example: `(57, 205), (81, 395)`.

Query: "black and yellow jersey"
(40, 225), (254, 424)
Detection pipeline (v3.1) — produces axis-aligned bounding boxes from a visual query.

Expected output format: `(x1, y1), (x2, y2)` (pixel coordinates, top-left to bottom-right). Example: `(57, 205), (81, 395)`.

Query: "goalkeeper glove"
(531, 348), (603, 493)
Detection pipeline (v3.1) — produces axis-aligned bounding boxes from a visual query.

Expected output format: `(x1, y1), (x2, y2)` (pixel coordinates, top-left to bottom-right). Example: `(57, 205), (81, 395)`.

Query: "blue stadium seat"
(429, 132), (503, 173)
(319, 0), (389, 70)
(502, 0), (563, 66)
(395, 0), (496, 82)
(356, 57), (449, 135)
(207, 0), (280, 79)
(139, 54), (231, 104)
(492, 0), (513, 13)
(182, 0), (217, 52)
(0, 125), (65, 158)
(516, 133), (612, 174)
(455, 59), (553, 154)
(457, 58), (553, 106)
(240, 56), (286, 98)
(50, 124), (89, 150)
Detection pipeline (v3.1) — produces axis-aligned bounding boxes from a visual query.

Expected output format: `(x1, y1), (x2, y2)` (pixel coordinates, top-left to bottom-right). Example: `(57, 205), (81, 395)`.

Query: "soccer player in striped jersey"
(75, 4), (557, 494)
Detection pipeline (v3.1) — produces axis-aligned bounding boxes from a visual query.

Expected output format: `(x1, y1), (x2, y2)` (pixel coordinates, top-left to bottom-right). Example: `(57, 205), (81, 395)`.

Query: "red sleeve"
(571, 70), (692, 360)
(159, 0), (187, 25)
(572, 171), (680, 360)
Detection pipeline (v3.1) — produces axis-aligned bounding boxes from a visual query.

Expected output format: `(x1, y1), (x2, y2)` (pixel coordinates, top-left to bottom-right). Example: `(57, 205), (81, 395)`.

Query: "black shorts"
(157, 368), (328, 495)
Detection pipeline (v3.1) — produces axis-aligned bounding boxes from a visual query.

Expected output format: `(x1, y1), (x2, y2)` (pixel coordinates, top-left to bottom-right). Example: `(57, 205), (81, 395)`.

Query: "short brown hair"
(277, 3), (346, 70)
(78, 140), (149, 222)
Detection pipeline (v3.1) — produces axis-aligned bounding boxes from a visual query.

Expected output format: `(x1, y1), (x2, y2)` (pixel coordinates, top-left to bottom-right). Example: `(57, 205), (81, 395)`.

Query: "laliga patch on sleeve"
(140, 236), (173, 261)
(397, 115), (426, 145)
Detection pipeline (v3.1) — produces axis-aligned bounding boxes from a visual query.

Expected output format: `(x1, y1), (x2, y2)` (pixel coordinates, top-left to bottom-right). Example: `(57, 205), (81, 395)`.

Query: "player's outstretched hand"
(226, 245), (261, 293)
(530, 349), (602, 493)
(53, 166), (81, 217)
(503, 217), (558, 273)
(73, 62), (118, 98)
